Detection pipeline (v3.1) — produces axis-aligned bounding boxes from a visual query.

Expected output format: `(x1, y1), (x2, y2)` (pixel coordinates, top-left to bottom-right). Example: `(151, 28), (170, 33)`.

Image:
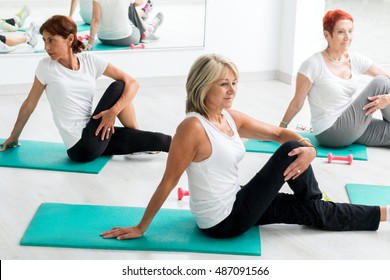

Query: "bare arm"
(100, 118), (204, 239)
(279, 73), (312, 128)
(229, 109), (316, 181)
(69, 0), (79, 18)
(364, 64), (390, 79)
(86, 0), (101, 49)
(1, 77), (45, 151)
(91, 63), (139, 139)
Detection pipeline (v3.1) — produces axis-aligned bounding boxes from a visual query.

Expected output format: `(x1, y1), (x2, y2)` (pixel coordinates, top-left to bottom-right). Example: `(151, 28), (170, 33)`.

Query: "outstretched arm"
(229, 109), (316, 181)
(69, 0), (79, 18)
(365, 63), (390, 80)
(100, 118), (203, 239)
(279, 73), (312, 128)
(86, 0), (101, 50)
(1, 77), (45, 151)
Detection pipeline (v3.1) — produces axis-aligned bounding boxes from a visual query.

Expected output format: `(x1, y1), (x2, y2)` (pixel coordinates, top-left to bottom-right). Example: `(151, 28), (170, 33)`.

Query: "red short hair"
(323, 9), (354, 33)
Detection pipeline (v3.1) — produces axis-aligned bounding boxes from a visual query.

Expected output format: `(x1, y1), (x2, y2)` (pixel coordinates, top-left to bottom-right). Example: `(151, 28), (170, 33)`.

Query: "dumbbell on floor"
(177, 187), (189, 200)
(327, 153), (353, 165)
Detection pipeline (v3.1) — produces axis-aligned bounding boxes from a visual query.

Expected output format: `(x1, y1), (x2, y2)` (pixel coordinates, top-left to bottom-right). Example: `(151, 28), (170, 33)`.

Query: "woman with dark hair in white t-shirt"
(0, 15), (171, 162)
(280, 9), (390, 148)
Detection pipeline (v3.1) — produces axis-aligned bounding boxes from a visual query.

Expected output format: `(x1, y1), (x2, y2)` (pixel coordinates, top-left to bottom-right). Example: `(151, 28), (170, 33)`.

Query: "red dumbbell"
(327, 153), (353, 165)
(177, 187), (189, 200)
(130, 43), (145, 49)
(77, 34), (90, 41)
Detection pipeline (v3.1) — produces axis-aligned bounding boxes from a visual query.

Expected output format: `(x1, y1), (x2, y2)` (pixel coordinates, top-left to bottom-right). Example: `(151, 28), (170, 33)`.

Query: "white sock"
(387, 205), (390, 222)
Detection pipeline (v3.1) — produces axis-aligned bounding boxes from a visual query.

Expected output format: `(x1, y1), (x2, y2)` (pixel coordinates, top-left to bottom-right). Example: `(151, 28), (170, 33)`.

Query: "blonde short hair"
(185, 54), (239, 117)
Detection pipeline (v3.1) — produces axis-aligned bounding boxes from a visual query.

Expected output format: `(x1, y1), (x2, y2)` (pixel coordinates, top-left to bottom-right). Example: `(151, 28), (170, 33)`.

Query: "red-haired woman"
(280, 9), (390, 148)
(1, 15), (171, 162)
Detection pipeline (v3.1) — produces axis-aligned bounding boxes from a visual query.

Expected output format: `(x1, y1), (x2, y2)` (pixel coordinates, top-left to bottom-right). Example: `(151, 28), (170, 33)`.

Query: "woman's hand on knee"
(283, 147), (315, 181)
(93, 110), (117, 140)
(364, 95), (390, 116)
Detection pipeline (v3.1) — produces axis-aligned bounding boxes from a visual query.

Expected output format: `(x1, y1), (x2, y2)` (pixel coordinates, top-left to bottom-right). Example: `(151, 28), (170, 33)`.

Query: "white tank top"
(185, 110), (245, 229)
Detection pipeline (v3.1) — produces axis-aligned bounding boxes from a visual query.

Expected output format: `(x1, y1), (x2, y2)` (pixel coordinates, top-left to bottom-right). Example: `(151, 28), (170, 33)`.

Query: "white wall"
(278, 0), (325, 83)
(0, 0), (326, 89)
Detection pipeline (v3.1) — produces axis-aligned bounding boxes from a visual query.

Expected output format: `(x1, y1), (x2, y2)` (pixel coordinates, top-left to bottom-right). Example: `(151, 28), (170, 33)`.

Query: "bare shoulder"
(227, 109), (252, 127)
(176, 116), (206, 136)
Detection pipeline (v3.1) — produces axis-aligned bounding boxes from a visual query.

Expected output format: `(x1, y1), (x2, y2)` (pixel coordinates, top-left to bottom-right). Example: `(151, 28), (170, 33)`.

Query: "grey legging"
(316, 75), (390, 148)
(98, 25), (141, 46)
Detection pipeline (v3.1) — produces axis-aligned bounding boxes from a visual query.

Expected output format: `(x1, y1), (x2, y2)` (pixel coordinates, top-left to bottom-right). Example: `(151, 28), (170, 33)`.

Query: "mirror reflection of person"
(99, 54), (390, 240)
(1, 15), (171, 162)
(0, 22), (39, 54)
(0, 5), (30, 32)
(132, 0), (164, 42)
(86, 0), (142, 49)
(280, 9), (390, 148)
(69, 0), (93, 25)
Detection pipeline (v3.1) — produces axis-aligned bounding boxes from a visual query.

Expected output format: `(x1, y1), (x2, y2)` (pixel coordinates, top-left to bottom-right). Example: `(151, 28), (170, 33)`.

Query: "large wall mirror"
(0, 0), (207, 53)
(326, 0), (390, 65)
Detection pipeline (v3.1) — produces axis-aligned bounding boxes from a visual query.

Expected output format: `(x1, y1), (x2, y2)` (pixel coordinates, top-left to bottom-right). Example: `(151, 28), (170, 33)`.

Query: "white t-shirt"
(79, 0), (93, 24)
(94, 0), (133, 40)
(35, 52), (108, 149)
(185, 111), (245, 229)
(299, 52), (373, 134)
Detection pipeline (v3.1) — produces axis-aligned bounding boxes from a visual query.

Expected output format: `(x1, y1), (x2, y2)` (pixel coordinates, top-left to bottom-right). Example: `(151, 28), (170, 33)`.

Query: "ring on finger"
(297, 169), (301, 174)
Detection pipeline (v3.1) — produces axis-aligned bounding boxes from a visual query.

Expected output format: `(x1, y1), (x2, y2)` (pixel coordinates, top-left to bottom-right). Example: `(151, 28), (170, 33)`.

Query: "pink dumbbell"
(327, 153), (353, 165)
(130, 43), (145, 49)
(77, 34), (90, 41)
(177, 187), (189, 200)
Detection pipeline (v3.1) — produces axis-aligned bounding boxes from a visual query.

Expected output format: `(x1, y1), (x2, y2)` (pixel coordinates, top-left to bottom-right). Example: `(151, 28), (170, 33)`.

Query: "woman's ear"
(67, 34), (75, 46)
(323, 30), (332, 40)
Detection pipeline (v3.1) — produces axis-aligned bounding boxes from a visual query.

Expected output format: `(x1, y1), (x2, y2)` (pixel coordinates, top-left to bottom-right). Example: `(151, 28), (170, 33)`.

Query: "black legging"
(67, 81), (171, 162)
(202, 141), (380, 238)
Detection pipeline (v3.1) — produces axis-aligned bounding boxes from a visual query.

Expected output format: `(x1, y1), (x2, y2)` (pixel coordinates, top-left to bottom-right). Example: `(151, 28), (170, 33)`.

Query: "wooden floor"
(1, 76), (390, 260)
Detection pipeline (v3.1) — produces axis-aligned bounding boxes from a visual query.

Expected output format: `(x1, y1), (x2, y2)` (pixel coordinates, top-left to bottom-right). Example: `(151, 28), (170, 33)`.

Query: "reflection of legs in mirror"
(141, 0), (153, 20)
(15, 5), (31, 28)
(142, 12), (164, 42)
(0, 40), (16, 54)
(0, 5), (30, 31)
(25, 22), (39, 47)
(0, 23), (38, 52)
(0, 19), (18, 32)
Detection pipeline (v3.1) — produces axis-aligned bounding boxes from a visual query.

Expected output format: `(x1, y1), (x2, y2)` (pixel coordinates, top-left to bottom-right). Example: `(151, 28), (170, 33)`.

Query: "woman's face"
(325, 19), (354, 50)
(42, 31), (73, 61)
(205, 68), (237, 111)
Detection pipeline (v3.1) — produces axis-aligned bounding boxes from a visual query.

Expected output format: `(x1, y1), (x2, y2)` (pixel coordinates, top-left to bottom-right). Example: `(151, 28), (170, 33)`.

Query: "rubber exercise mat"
(20, 203), (261, 256)
(0, 139), (111, 174)
(346, 184), (390, 206)
(245, 131), (368, 160)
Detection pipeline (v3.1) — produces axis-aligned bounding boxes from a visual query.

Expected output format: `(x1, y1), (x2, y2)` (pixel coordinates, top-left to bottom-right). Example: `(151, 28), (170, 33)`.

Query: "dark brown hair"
(40, 15), (85, 53)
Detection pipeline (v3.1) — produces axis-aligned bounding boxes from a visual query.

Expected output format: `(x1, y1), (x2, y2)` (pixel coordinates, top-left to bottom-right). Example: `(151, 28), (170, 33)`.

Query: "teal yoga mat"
(0, 139), (111, 174)
(20, 203), (261, 256)
(35, 41), (133, 53)
(346, 184), (390, 206)
(245, 131), (368, 160)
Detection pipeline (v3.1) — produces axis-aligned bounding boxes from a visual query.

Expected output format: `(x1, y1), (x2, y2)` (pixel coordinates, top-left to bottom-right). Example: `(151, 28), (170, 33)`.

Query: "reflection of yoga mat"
(20, 203), (261, 256)
(245, 132), (368, 160)
(0, 139), (110, 174)
(76, 22), (91, 32)
(346, 184), (390, 206)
